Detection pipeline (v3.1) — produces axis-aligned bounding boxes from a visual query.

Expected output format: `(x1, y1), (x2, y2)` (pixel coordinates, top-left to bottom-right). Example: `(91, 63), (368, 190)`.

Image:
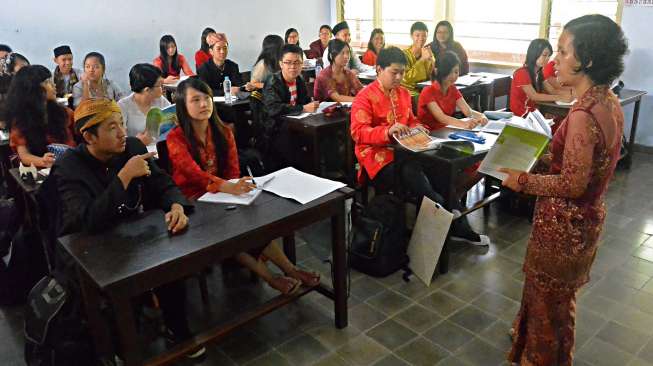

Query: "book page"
(257, 167), (346, 204)
(478, 125), (549, 180)
(394, 128), (442, 152)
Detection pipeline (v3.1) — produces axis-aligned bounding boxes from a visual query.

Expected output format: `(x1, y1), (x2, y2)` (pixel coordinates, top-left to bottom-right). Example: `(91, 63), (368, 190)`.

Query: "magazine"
(393, 128), (443, 152)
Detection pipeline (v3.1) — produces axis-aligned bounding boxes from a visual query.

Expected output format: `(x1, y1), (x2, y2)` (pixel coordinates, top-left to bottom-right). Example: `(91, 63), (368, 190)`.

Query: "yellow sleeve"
(401, 48), (434, 95)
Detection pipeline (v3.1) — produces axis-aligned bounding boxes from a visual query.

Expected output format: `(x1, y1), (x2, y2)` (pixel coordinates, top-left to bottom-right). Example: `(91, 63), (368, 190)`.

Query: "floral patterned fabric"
(508, 85), (624, 365)
(350, 80), (421, 182)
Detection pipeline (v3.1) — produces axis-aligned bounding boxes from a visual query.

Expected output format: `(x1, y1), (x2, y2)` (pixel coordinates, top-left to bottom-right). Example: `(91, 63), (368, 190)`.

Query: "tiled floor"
(3, 153), (653, 365)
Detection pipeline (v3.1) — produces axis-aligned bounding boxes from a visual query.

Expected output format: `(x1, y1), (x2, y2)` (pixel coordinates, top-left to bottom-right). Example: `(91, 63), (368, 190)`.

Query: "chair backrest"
(155, 140), (171, 174)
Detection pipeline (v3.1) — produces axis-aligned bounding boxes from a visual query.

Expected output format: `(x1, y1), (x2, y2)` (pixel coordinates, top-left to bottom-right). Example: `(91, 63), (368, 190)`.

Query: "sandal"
(268, 276), (302, 295)
(287, 268), (321, 287)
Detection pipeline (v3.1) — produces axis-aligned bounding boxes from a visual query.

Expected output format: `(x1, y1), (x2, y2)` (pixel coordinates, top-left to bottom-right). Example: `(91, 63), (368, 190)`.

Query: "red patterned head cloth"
(208, 32), (228, 47)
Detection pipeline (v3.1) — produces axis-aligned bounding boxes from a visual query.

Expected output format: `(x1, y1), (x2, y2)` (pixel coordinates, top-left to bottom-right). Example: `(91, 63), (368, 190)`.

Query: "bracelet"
(517, 172), (529, 186)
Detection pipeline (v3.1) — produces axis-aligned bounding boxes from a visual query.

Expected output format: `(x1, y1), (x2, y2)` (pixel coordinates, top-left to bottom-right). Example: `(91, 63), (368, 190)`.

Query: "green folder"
(145, 104), (177, 138)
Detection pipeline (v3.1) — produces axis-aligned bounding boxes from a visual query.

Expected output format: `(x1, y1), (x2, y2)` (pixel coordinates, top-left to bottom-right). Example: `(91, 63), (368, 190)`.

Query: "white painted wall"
(0, 0), (331, 92)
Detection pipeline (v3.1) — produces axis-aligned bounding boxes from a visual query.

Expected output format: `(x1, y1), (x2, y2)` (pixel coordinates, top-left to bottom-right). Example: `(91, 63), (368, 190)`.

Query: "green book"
(145, 104), (177, 138)
(478, 111), (552, 180)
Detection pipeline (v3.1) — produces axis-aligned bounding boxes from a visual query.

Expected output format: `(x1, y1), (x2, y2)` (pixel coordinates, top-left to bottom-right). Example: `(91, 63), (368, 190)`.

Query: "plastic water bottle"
(315, 65), (322, 78)
(223, 76), (232, 104)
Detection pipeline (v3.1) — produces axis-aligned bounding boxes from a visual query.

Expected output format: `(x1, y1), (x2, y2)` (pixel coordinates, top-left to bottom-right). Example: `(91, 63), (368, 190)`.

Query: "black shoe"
(163, 328), (207, 362)
(450, 214), (490, 247)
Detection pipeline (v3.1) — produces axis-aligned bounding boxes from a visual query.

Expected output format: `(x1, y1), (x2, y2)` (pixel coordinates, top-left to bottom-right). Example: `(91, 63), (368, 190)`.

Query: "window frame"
(338, 0), (623, 67)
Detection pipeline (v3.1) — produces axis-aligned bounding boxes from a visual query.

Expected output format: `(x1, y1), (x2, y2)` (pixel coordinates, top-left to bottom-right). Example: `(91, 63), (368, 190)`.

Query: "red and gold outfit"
(350, 80), (421, 182)
(166, 124), (240, 200)
(508, 85), (624, 365)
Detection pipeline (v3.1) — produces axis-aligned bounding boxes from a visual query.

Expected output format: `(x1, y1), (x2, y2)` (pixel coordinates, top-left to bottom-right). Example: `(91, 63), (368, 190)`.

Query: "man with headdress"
(52, 99), (205, 360)
(197, 32), (243, 96)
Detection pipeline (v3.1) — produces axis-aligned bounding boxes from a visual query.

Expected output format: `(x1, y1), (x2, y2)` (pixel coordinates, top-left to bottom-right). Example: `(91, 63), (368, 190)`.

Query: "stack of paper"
(257, 167), (346, 204)
(455, 74), (484, 86)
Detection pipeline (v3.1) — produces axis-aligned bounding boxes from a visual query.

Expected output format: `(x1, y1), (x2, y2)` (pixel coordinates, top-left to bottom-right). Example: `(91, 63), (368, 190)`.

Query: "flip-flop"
(288, 268), (321, 287)
(269, 276), (302, 295)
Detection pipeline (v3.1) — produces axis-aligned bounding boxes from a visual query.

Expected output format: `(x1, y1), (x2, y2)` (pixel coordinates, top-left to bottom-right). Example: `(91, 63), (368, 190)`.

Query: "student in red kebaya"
(167, 77), (320, 294)
(510, 39), (573, 117)
(153, 34), (195, 84)
(194, 27), (217, 71)
(351, 47), (489, 246)
(418, 51), (487, 131)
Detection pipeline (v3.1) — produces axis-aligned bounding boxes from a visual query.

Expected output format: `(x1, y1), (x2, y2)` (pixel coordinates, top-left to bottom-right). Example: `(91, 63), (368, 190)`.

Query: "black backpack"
(0, 226), (48, 305)
(350, 195), (411, 278)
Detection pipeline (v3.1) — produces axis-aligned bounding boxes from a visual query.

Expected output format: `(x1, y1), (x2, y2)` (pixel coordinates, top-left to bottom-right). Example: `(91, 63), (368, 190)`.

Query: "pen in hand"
(246, 166), (257, 187)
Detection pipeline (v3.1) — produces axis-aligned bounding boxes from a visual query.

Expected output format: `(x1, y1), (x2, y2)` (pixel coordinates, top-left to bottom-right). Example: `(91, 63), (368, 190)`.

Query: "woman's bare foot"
(267, 276), (301, 295)
(287, 268), (321, 287)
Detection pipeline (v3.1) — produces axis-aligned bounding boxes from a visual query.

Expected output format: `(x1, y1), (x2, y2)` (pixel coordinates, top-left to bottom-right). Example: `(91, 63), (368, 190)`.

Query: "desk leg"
(283, 235), (296, 264)
(109, 291), (142, 366)
(439, 168), (460, 275)
(331, 207), (348, 329)
(313, 132), (321, 176)
(625, 100), (641, 169)
(78, 269), (113, 359)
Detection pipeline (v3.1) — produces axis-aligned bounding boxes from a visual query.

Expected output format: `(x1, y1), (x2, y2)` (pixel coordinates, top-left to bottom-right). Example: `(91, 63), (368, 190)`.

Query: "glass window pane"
(344, 0), (375, 49)
(549, 0), (619, 47)
(382, 0), (436, 47)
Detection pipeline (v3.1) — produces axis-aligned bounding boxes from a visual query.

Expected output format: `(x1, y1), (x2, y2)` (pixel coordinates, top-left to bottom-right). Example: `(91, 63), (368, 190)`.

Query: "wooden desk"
(394, 131), (494, 274)
(538, 89), (647, 168)
(283, 112), (355, 185)
(58, 189), (352, 366)
(213, 98), (252, 148)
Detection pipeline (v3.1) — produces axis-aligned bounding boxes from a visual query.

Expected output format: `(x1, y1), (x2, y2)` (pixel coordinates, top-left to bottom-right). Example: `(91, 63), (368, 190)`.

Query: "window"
(382, 0), (437, 46)
(453, 0), (542, 65)
(344, 0), (375, 49)
(338, 0), (622, 66)
(548, 0), (621, 48)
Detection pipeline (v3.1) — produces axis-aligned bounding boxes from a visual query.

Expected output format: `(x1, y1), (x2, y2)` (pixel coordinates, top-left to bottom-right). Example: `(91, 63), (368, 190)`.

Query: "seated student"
(246, 34), (284, 139)
(428, 21), (469, 76)
(307, 25), (331, 60)
(6, 65), (75, 168)
(263, 44), (319, 170)
(314, 39), (363, 102)
(362, 28), (385, 66)
(284, 28), (300, 47)
(52, 45), (82, 98)
(1, 51), (29, 109)
(401, 21), (435, 97)
(197, 33), (242, 97)
(118, 64), (171, 146)
(323, 21), (374, 74)
(194, 27), (216, 71)
(166, 78), (320, 293)
(53, 99), (205, 361)
(153, 35), (195, 84)
(351, 47), (488, 246)
(73, 52), (123, 107)
(510, 39), (572, 117)
(418, 51), (487, 131)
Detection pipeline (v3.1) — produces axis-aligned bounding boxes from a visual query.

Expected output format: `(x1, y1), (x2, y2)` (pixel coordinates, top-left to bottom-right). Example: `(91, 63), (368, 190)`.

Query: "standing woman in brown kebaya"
(499, 15), (628, 365)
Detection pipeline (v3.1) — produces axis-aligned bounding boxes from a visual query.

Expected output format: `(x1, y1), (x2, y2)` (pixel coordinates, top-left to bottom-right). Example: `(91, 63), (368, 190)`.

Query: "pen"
(246, 165), (256, 186)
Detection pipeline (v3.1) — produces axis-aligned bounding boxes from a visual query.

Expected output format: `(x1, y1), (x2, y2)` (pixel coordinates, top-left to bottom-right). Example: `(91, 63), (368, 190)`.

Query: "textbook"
(145, 104), (177, 138)
(478, 110), (552, 180)
(393, 128), (444, 152)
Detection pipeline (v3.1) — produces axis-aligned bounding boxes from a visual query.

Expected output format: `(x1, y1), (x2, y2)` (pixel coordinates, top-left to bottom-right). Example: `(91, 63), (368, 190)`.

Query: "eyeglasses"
(282, 61), (303, 67)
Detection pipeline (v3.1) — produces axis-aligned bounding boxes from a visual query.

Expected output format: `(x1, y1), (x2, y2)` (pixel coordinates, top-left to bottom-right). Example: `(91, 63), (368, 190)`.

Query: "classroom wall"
(0, 0), (331, 92)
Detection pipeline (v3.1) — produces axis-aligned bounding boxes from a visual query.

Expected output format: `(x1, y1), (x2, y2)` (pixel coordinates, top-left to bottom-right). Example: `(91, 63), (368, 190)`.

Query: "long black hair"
(254, 34), (284, 73)
(5, 65), (69, 156)
(284, 28), (300, 48)
(159, 34), (179, 77)
(327, 39), (350, 64)
(174, 77), (229, 177)
(200, 27), (216, 53)
(366, 28), (385, 55)
(430, 21), (455, 57)
(524, 38), (552, 92)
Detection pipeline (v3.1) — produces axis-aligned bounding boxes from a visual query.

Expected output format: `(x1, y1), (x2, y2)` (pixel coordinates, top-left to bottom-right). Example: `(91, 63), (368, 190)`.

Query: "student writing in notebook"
(351, 47), (488, 246)
(153, 34), (195, 84)
(417, 51), (487, 131)
(401, 22), (435, 97)
(510, 39), (573, 117)
(166, 77), (320, 294)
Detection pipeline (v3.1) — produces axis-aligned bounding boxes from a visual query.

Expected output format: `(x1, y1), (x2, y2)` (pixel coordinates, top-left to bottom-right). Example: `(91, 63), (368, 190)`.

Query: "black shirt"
(53, 137), (191, 236)
(197, 58), (242, 96)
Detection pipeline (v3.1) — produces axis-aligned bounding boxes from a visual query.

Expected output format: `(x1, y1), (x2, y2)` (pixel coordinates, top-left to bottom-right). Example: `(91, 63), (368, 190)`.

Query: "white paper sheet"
(258, 167), (346, 204)
(407, 197), (453, 287)
(197, 178), (266, 205)
(455, 74), (484, 86)
(213, 95), (238, 103)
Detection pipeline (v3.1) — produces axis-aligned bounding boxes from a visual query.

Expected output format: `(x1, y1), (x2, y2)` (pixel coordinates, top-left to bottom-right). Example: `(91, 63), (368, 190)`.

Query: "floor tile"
(577, 338), (634, 366)
(276, 333), (330, 365)
(393, 304), (443, 334)
(365, 319), (417, 351)
(448, 305), (498, 334)
(336, 335), (389, 366)
(423, 320), (476, 353)
(396, 337), (450, 366)
(365, 289), (413, 316)
(419, 290), (466, 317)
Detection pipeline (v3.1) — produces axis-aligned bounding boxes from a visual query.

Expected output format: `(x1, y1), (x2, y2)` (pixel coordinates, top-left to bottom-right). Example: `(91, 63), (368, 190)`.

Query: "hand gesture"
(388, 123), (411, 138)
(165, 203), (188, 234)
(303, 101), (320, 113)
(121, 152), (157, 180)
(41, 153), (56, 168)
(136, 130), (154, 146)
